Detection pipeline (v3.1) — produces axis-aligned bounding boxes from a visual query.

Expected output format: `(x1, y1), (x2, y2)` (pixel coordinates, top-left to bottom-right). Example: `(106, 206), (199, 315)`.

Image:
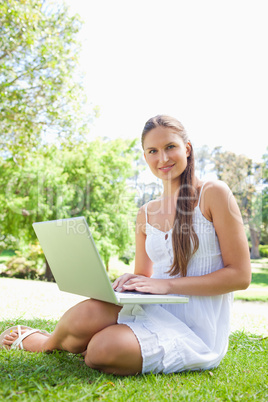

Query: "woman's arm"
(169, 180), (251, 295)
(120, 181), (251, 296)
(112, 205), (153, 291)
(134, 204), (154, 277)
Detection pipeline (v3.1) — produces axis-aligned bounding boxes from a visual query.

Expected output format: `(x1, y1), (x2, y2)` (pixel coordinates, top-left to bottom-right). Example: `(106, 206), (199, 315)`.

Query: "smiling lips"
(158, 164), (175, 172)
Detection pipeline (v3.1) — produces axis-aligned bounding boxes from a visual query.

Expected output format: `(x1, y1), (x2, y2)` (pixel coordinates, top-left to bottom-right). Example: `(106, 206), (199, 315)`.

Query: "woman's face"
(143, 126), (191, 183)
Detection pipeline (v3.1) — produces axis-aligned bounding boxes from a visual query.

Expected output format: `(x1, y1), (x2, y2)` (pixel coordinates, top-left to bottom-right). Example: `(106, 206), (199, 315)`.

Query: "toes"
(2, 330), (20, 345)
(4, 334), (17, 341)
(2, 339), (13, 345)
(2, 336), (15, 345)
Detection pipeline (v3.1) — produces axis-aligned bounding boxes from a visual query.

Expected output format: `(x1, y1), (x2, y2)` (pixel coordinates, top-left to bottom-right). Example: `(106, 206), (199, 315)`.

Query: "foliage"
(261, 149), (268, 243)
(0, 249), (16, 264)
(0, 138), (139, 270)
(195, 145), (212, 179)
(0, 0), (95, 159)
(0, 234), (17, 256)
(0, 323), (267, 401)
(118, 245), (135, 265)
(211, 147), (263, 258)
(259, 245), (268, 258)
(1, 243), (45, 279)
(136, 180), (162, 208)
(107, 269), (122, 283)
(195, 146), (268, 257)
(0, 149), (74, 246)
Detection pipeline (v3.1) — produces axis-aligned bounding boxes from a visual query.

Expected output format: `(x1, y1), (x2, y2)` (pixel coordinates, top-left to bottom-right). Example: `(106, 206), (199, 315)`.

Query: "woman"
(0, 115), (251, 375)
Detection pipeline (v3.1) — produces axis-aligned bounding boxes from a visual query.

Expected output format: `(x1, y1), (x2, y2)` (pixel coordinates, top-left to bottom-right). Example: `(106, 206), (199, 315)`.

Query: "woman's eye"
(167, 145), (175, 150)
(149, 149), (157, 154)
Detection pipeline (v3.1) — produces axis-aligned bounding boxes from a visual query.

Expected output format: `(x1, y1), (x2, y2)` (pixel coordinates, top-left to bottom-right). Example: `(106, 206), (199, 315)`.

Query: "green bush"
(119, 246), (135, 265)
(107, 269), (121, 283)
(259, 245), (268, 257)
(1, 243), (45, 279)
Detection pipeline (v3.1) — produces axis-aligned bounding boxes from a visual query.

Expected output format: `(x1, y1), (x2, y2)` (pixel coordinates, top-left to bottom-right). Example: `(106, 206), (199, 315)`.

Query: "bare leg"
(2, 299), (143, 375)
(85, 324), (143, 376)
(2, 299), (122, 353)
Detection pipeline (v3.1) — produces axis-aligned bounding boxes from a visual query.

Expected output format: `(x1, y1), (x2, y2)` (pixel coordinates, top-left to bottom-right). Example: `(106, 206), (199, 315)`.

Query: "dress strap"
(144, 202), (149, 224)
(197, 182), (206, 208)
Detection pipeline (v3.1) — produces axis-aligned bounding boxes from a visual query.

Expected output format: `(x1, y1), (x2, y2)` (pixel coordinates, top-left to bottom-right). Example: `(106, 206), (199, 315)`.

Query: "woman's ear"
(186, 142), (192, 157)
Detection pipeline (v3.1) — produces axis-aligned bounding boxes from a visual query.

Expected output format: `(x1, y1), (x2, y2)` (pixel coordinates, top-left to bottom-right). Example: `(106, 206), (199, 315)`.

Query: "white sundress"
(117, 183), (233, 374)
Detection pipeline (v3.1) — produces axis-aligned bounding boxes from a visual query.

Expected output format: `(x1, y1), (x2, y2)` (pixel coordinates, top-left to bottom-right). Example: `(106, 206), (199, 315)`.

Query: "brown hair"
(141, 115), (199, 277)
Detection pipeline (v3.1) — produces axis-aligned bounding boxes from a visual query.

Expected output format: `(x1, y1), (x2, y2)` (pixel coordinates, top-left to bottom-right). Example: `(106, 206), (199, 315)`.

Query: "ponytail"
(141, 115), (199, 277)
(169, 148), (199, 277)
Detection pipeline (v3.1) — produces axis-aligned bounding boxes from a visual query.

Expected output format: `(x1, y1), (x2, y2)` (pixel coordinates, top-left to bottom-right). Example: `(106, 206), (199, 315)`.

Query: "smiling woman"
(141, 115), (199, 278)
(1, 114), (251, 376)
(143, 130), (191, 184)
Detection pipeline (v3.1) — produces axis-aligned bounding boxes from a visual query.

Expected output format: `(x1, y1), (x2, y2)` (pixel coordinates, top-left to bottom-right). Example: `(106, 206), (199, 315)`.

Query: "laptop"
(32, 217), (189, 305)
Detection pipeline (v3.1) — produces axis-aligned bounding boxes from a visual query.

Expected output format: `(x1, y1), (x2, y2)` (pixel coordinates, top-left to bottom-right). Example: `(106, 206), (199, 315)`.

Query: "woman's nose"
(159, 150), (168, 163)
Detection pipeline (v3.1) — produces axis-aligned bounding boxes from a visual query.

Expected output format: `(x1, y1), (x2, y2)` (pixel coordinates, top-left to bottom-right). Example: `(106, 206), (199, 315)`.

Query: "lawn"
(0, 257), (267, 401)
(234, 258), (268, 302)
(0, 318), (267, 401)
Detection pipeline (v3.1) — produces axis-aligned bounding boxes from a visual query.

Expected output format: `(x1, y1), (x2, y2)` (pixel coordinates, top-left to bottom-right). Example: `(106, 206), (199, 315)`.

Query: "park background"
(0, 0), (267, 401)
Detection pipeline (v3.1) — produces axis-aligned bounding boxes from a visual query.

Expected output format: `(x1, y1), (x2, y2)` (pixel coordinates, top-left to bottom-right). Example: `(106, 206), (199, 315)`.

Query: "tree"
(211, 147), (262, 258)
(195, 145), (211, 178)
(0, 138), (139, 272)
(261, 149), (268, 244)
(0, 0), (96, 159)
(57, 138), (140, 269)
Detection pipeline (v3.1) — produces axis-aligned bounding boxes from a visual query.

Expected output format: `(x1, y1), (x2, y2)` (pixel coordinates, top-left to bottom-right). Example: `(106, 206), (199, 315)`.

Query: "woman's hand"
(112, 273), (141, 292)
(113, 273), (171, 294)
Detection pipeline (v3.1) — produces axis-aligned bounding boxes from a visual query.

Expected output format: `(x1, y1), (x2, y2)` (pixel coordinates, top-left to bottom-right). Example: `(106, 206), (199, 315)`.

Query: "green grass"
(234, 291), (268, 302)
(251, 257), (268, 265)
(0, 318), (267, 401)
(234, 258), (268, 302)
(251, 269), (268, 287)
(0, 258), (267, 400)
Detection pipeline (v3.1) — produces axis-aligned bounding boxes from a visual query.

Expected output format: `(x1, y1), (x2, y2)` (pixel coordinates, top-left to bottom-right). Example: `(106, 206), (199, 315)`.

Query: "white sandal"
(0, 325), (49, 350)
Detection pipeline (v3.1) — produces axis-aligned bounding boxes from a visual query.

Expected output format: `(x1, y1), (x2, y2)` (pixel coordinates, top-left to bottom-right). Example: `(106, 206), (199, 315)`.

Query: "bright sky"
(63, 0), (267, 163)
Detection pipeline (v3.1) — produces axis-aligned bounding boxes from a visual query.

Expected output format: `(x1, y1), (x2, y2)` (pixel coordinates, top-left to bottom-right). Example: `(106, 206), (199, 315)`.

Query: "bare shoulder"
(200, 180), (241, 225)
(136, 198), (162, 220)
(203, 180), (232, 204)
(146, 198), (162, 212)
(201, 180), (241, 223)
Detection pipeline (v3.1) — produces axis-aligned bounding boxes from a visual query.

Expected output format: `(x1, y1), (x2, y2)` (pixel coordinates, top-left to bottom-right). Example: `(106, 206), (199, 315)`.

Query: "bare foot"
(2, 328), (51, 352)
